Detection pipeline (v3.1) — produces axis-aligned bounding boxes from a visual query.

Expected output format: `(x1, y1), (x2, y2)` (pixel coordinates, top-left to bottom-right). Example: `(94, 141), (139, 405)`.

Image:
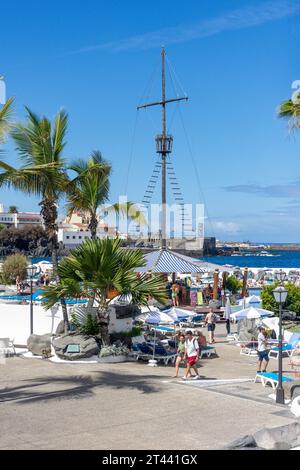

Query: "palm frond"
(0, 97), (14, 145)
(49, 238), (166, 308)
(66, 151), (111, 226)
(107, 201), (147, 226)
(52, 109), (68, 159)
(278, 94), (300, 132)
(41, 278), (83, 310)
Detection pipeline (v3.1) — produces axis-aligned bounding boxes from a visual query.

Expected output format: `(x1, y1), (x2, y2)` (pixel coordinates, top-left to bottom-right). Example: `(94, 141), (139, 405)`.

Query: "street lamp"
(272, 285), (288, 404)
(27, 265), (37, 335)
(276, 269), (285, 283)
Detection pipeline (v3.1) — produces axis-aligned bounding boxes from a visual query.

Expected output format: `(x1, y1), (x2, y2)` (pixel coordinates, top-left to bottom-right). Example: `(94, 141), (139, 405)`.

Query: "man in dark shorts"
(257, 326), (269, 373)
(205, 308), (217, 344)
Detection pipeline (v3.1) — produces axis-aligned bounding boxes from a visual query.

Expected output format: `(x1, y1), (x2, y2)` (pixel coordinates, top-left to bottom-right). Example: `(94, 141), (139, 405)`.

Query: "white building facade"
(0, 205), (42, 228)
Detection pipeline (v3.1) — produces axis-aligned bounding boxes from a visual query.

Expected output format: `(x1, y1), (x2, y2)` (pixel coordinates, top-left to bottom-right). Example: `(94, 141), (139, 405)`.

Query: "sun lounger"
(290, 345), (300, 358)
(132, 343), (177, 365)
(200, 345), (216, 358)
(0, 337), (16, 357)
(240, 345), (258, 356)
(269, 334), (300, 360)
(269, 344), (297, 360)
(227, 333), (239, 342)
(255, 372), (294, 389)
(131, 343), (153, 361)
(148, 345), (177, 365)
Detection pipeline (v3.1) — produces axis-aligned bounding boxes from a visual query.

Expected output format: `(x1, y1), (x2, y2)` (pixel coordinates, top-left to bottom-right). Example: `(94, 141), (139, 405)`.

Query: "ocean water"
(32, 251), (300, 269)
(203, 251), (300, 269)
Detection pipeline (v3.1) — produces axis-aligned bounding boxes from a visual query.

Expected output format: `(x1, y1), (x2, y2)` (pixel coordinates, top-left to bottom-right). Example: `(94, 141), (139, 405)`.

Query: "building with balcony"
(0, 204), (42, 228)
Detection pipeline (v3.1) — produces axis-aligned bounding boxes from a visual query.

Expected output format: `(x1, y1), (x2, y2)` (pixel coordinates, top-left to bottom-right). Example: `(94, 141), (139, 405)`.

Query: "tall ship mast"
(137, 48), (188, 249)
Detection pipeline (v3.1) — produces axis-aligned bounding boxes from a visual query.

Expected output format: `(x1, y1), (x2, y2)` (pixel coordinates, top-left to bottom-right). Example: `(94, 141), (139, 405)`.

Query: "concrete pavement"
(0, 324), (298, 450)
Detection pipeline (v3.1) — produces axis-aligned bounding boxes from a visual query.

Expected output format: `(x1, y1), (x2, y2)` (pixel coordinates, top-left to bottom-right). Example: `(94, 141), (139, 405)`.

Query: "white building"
(58, 228), (92, 247)
(57, 210), (118, 248)
(0, 205), (42, 228)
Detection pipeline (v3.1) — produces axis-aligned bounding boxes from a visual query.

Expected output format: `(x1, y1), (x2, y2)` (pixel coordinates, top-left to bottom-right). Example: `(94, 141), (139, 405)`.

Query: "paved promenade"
(0, 325), (298, 450)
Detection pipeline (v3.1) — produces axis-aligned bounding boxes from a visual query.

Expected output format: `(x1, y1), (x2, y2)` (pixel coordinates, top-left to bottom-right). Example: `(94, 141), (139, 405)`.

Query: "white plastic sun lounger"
(200, 346), (216, 358)
(255, 372), (294, 390)
(240, 345), (258, 356)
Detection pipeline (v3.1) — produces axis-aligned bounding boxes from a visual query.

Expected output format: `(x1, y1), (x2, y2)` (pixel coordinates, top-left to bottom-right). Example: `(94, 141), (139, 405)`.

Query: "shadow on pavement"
(0, 371), (163, 405)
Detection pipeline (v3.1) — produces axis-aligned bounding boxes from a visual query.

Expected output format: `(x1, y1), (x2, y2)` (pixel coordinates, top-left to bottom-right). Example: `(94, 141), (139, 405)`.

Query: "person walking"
(173, 334), (186, 378)
(205, 308), (217, 344)
(171, 283), (179, 307)
(182, 331), (200, 380)
(257, 326), (269, 373)
(224, 295), (232, 336)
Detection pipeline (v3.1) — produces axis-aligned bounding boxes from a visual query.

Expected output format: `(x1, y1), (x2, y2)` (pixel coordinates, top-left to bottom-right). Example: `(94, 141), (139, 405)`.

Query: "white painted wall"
(108, 306), (133, 334)
(0, 304), (63, 345)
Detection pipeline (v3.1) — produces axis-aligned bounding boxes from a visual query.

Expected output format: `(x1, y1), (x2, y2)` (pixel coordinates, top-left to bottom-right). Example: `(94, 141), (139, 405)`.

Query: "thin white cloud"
(69, 1), (300, 55)
(225, 181), (300, 198)
(213, 221), (241, 234)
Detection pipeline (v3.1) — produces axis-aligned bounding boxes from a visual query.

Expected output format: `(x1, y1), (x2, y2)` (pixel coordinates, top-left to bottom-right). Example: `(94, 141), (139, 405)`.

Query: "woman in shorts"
(173, 334), (186, 378)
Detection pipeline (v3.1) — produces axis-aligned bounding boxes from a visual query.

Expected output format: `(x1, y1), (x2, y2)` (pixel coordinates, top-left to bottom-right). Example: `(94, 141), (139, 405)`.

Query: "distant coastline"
(269, 244), (300, 252)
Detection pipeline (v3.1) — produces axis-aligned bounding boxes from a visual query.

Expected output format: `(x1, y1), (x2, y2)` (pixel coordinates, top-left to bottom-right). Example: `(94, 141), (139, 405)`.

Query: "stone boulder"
(223, 435), (257, 450)
(55, 320), (65, 336)
(27, 334), (52, 356)
(253, 422), (300, 450)
(52, 334), (100, 360)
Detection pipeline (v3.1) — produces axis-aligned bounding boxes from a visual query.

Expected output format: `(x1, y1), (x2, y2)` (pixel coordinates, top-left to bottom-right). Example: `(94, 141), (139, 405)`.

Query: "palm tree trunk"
(89, 213), (98, 240)
(97, 303), (110, 345)
(40, 198), (70, 333)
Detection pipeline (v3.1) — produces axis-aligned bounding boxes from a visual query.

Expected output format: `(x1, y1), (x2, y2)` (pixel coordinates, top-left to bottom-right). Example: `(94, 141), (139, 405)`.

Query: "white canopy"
(135, 306), (160, 322)
(238, 295), (261, 308)
(164, 307), (192, 321)
(143, 310), (175, 325)
(230, 306), (274, 321)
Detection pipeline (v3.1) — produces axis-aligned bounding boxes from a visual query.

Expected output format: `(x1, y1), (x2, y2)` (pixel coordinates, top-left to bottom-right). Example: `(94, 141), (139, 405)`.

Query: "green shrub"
(2, 253), (27, 283)
(225, 275), (242, 294)
(261, 283), (300, 315)
(70, 312), (99, 336)
(99, 344), (129, 357)
(130, 326), (142, 337)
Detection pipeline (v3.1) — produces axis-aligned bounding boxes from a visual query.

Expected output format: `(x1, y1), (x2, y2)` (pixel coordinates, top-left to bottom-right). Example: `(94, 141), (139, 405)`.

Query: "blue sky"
(1, 0), (300, 242)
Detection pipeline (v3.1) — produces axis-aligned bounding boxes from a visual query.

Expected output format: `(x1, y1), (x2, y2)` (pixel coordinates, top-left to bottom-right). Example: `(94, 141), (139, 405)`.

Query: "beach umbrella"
(143, 309), (175, 364)
(238, 295), (261, 308)
(164, 306), (191, 322)
(135, 307), (159, 323)
(230, 306), (274, 321)
(134, 249), (206, 273)
(144, 310), (174, 324)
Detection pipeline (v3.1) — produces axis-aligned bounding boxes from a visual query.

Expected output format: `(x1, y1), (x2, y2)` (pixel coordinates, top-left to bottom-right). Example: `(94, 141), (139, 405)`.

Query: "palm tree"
(67, 151), (111, 239)
(278, 91), (300, 132)
(8, 205), (18, 213)
(42, 238), (166, 344)
(0, 97), (14, 147)
(67, 151), (146, 239)
(0, 107), (70, 330)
